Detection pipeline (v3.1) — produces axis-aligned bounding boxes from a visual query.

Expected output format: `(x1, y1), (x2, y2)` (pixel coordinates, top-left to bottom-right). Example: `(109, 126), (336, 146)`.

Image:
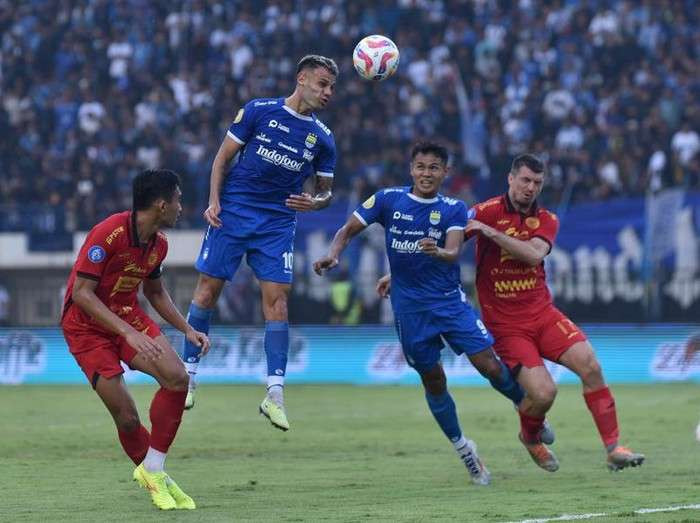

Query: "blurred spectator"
(1, 0), (699, 234)
(0, 284), (9, 326)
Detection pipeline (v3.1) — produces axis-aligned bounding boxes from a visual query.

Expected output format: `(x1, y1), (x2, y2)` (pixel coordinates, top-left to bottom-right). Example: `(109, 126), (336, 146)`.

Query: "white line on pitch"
(503, 503), (700, 523)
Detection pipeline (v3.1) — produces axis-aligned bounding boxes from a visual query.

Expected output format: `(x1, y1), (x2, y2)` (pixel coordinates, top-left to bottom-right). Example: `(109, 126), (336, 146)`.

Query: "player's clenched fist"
(313, 256), (339, 275)
(204, 201), (222, 228)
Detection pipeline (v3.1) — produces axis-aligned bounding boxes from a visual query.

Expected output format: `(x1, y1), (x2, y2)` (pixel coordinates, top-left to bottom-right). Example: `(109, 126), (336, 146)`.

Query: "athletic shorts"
(394, 300), (494, 373)
(487, 304), (587, 371)
(195, 207), (296, 284)
(62, 309), (161, 388)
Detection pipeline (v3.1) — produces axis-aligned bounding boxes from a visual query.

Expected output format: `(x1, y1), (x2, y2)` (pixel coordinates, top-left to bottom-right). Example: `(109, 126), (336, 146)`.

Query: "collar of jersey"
(407, 192), (439, 204)
(282, 104), (314, 121)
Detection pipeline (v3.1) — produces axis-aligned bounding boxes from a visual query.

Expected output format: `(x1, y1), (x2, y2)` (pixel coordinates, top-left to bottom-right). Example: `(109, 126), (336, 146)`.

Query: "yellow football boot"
(259, 396), (290, 431)
(165, 474), (196, 509)
(133, 464), (177, 510)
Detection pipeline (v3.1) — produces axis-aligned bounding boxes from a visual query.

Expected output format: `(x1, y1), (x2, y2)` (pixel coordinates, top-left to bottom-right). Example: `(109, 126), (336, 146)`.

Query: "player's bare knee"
(161, 366), (189, 391)
(264, 294), (288, 321)
(193, 283), (219, 309)
(530, 382), (557, 409)
(420, 366), (446, 395)
(579, 357), (604, 388)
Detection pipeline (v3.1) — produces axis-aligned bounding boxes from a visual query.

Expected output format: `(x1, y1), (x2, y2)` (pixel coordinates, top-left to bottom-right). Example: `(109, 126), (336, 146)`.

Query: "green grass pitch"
(3, 383), (699, 522)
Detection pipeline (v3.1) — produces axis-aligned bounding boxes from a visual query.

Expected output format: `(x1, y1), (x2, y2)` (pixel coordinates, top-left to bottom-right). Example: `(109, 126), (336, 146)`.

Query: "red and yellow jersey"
(469, 195), (559, 326)
(61, 211), (168, 333)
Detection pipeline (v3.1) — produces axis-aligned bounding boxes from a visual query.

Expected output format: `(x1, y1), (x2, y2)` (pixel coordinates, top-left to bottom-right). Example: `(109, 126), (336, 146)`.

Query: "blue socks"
(264, 321), (289, 378)
(182, 303), (213, 388)
(487, 359), (525, 405)
(425, 391), (462, 442)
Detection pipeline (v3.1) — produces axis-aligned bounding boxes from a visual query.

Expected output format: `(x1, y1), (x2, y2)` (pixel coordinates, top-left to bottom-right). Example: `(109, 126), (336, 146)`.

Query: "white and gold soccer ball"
(352, 35), (400, 81)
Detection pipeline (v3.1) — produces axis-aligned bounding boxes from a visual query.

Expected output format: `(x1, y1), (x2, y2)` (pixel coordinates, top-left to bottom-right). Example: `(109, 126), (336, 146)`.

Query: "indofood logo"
(390, 238), (421, 254)
(0, 331), (46, 384)
(256, 145), (303, 172)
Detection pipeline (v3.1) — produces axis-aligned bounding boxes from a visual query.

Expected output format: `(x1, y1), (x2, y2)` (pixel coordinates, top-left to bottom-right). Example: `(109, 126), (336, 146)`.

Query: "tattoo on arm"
(312, 176), (333, 210)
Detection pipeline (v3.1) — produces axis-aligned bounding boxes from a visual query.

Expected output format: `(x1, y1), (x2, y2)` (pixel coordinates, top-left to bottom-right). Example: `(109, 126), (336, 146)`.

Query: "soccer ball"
(352, 35), (400, 81)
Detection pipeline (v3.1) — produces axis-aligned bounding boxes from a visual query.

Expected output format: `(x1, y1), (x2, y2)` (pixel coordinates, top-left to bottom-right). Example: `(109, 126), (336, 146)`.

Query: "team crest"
(525, 217), (540, 229)
(233, 108), (244, 123)
(87, 245), (105, 263)
(362, 195), (376, 209)
(304, 133), (317, 149)
(429, 210), (441, 225)
(148, 252), (158, 266)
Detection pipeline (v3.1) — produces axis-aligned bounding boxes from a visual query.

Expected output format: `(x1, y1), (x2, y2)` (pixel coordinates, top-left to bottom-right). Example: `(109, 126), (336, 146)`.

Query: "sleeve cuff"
(227, 130), (245, 145)
(316, 171), (334, 178)
(447, 225), (466, 232)
(352, 211), (368, 226)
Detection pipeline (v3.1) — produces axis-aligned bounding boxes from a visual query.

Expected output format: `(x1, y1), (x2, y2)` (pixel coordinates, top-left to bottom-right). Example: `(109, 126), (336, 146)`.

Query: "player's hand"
(376, 274), (391, 298)
(313, 256), (338, 275)
(418, 237), (440, 257)
(286, 192), (316, 212)
(465, 219), (492, 238)
(185, 327), (211, 357)
(124, 329), (164, 360)
(204, 201), (222, 228)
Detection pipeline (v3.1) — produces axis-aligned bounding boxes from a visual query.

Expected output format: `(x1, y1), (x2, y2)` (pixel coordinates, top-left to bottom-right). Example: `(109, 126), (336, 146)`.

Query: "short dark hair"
(410, 141), (449, 165)
(511, 153), (545, 175)
(297, 54), (339, 77)
(132, 169), (181, 211)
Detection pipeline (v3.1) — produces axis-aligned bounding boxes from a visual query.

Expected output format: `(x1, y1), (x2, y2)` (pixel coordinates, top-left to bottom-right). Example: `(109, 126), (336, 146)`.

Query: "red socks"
(519, 410), (545, 444)
(149, 387), (187, 453)
(118, 424), (150, 465)
(584, 386), (619, 448)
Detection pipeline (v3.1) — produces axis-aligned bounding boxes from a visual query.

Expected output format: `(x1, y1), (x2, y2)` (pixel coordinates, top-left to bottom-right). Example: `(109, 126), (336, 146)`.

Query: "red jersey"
(61, 211), (168, 334)
(470, 194), (559, 326)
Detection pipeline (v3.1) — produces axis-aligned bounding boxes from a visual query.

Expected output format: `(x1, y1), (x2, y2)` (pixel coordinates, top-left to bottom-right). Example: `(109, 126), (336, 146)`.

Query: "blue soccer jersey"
(224, 97), (336, 215)
(353, 187), (469, 314)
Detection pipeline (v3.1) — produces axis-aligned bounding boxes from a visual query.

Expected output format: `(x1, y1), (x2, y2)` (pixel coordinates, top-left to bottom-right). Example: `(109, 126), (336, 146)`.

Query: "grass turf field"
(3, 383), (699, 522)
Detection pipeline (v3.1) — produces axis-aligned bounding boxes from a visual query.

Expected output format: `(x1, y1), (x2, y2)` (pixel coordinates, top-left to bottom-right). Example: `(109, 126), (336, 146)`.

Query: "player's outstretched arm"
(71, 276), (164, 360)
(313, 215), (366, 275)
(205, 135), (242, 228)
(142, 278), (211, 355)
(286, 176), (333, 212)
(465, 219), (550, 266)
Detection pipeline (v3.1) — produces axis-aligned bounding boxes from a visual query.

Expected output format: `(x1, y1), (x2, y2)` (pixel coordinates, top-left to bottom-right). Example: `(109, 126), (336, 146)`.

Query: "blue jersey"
(224, 97), (336, 216)
(353, 187), (469, 314)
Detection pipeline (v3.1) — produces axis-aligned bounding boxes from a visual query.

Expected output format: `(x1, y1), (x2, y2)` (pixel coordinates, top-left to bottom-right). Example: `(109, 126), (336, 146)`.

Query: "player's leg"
(186, 220), (244, 410)
(247, 221), (295, 431)
(182, 273), (225, 409)
(556, 338), (645, 471)
(396, 308), (490, 485)
(258, 280), (291, 431)
(129, 335), (195, 509)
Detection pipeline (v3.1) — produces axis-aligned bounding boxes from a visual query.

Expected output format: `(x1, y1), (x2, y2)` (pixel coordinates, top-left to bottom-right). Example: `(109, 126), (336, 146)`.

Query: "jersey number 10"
(282, 252), (294, 271)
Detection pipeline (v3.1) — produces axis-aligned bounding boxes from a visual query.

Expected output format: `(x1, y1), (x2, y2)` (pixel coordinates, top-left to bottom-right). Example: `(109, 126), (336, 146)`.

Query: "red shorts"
(62, 308), (161, 388)
(486, 305), (587, 371)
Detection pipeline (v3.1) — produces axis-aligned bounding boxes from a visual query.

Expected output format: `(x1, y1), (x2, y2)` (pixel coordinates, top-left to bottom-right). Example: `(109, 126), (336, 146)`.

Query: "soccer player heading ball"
(61, 170), (210, 510)
(181, 55), (338, 431)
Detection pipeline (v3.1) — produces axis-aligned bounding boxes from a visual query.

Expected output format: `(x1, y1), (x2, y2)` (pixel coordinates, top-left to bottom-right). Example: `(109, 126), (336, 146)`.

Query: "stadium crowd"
(1, 0), (699, 235)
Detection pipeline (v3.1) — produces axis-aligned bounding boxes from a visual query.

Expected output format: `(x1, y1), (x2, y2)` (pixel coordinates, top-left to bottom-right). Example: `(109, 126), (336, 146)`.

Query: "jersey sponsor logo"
(255, 133), (271, 143)
(494, 278), (537, 294)
(148, 252), (158, 266)
(268, 119), (290, 133)
(362, 195), (376, 209)
(442, 197), (458, 206)
(477, 198), (500, 211)
(497, 219), (511, 225)
(304, 133), (318, 149)
(234, 108), (244, 123)
(87, 245), (106, 263)
(402, 230), (424, 236)
(389, 225), (402, 234)
(315, 119), (331, 135)
(383, 188), (404, 193)
(105, 226), (124, 245)
(124, 262), (148, 275)
(110, 275), (141, 297)
(302, 149), (314, 161)
(428, 227), (442, 240)
(254, 100), (278, 106)
(390, 238), (421, 253)
(392, 211), (413, 221)
(255, 144), (304, 172)
(429, 210), (441, 225)
(277, 142), (298, 154)
(525, 217), (540, 229)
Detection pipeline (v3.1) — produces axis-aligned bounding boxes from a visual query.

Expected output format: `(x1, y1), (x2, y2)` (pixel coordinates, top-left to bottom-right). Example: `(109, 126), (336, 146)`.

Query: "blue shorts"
(195, 207), (296, 283)
(394, 300), (494, 373)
